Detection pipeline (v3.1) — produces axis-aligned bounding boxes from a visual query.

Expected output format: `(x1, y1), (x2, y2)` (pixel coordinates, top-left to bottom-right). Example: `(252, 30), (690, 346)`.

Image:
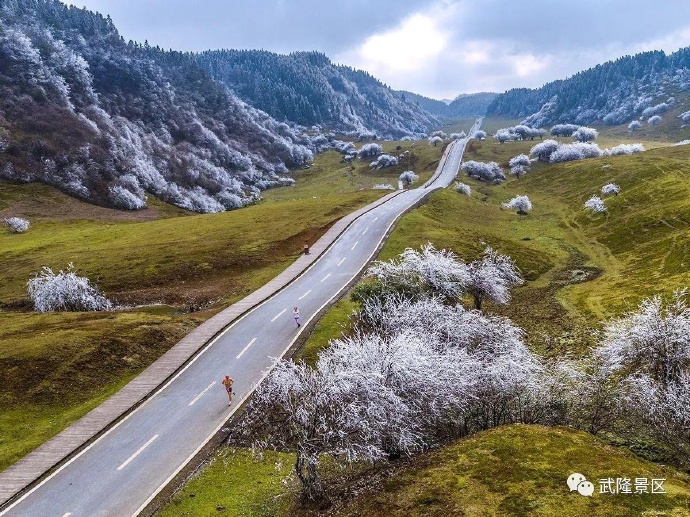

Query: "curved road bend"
(1, 120), (480, 517)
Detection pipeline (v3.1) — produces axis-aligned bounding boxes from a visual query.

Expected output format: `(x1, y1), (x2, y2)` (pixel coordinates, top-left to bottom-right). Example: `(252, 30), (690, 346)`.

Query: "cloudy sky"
(65, 0), (690, 99)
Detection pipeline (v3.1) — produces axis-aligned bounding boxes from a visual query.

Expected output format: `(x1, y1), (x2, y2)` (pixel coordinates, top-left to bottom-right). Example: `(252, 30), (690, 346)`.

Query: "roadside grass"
(159, 426), (690, 517)
(435, 117), (476, 135)
(0, 137), (446, 472)
(332, 425), (690, 517)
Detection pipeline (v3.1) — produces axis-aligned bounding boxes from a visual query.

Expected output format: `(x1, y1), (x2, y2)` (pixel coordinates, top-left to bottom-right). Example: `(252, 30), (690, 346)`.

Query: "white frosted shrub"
(472, 130), (487, 140)
(27, 264), (113, 312)
(3, 216), (30, 233)
(461, 161), (505, 183)
(549, 142), (602, 163)
(530, 139), (559, 162)
(648, 115), (662, 125)
(603, 143), (645, 156)
(449, 131), (466, 140)
(550, 124), (580, 137)
(372, 183), (394, 190)
(370, 154), (398, 169)
(584, 195), (606, 213)
(601, 183), (621, 196)
(502, 195), (532, 214)
(628, 120), (641, 131)
(399, 170), (419, 185)
(358, 143), (383, 158)
(429, 136), (443, 146)
(571, 126), (598, 142)
(455, 182), (471, 195)
(509, 154), (531, 168)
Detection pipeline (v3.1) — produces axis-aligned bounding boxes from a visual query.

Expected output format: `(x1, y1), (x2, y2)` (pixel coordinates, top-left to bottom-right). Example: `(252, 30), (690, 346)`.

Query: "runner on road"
(222, 375), (234, 405)
(293, 306), (301, 328)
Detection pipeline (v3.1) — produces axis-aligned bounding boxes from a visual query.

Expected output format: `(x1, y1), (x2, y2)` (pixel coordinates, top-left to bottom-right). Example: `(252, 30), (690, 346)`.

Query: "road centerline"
(321, 273), (331, 283)
(351, 241), (359, 250)
(362, 227), (368, 235)
(337, 257), (346, 266)
(188, 381), (216, 406)
(270, 309), (286, 322)
(117, 435), (159, 471)
(298, 290), (311, 300)
(236, 338), (257, 359)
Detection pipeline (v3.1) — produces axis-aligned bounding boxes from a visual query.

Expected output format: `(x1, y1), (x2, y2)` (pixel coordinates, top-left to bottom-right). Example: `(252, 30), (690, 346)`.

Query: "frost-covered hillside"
(196, 50), (438, 139)
(487, 48), (690, 127)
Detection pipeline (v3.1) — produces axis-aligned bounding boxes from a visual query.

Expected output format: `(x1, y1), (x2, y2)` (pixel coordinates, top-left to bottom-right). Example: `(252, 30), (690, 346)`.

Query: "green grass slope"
(160, 426), (690, 517)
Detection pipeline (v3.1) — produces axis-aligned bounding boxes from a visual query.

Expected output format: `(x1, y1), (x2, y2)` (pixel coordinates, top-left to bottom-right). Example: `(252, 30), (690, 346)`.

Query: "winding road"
(0, 120), (480, 517)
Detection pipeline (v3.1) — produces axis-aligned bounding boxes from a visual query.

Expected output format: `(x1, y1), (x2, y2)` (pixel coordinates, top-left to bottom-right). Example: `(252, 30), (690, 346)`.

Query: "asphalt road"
(1, 120), (480, 517)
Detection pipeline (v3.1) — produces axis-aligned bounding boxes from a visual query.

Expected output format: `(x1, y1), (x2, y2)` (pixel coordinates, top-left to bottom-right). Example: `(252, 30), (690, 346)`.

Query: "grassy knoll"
(0, 139), (444, 471)
(159, 426), (690, 516)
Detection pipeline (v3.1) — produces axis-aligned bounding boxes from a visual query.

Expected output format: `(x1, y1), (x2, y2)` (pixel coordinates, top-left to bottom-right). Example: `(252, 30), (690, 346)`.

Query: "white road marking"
(351, 241), (359, 250)
(271, 309), (286, 322)
(362, 227), (368, 235)
(188, 381), (216, 406)
(337, 257), (346, 266)
(373, 216), (378, 222)
(299, 290), (311, 300)
(62, 514), (71, 517)
(117, 435), (158, 471)
(321, 273), (331, 282)
(236, 338), (258, 359)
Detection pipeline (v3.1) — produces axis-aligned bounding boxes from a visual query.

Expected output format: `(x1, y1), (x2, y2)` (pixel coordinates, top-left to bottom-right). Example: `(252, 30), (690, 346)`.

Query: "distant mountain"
(395, 90), (451, 118)
(487, 48), (690, 127)
(197, 50), (438, 139)
(396, 91), (497, 118)
(446, 92), (497, 118)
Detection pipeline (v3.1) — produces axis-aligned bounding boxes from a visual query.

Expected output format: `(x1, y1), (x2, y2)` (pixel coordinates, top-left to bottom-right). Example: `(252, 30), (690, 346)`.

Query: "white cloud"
(338, 12), (449, 75)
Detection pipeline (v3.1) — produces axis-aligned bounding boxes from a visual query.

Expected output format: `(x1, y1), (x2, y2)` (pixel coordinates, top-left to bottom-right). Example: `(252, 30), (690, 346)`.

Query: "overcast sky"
(65, 0), (690, 99)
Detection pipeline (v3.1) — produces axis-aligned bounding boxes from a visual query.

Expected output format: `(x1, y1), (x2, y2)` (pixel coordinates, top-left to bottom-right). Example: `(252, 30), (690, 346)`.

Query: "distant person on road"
(222, 375), (234, 405)
(293, 306), (301, 328)
(303, 243), (310, 255)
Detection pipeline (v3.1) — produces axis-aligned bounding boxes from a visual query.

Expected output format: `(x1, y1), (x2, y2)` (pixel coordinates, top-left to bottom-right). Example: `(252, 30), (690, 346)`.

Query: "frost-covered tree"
(596, 291), (690, 387)
(494, 128), (515, 143)
(242, 360), (384, 500)
(648, 115), (662, 125)
(502, 195), (533, 215)
(584, 195), (606, 213)
(571, 126), (598, 142)
(679, 111), (690, 123)
(370, 154), (398, 169)
(455, 182), (471, 195)
(529, 139), (559, 162)
(550, 124), (580, 137)
(472, 130), (487, 140)
(461, 161), (505, 183)
(603, 143), (644, 156)
(449, 131), (466, 140)
(464, 247), (523, 311)
(429, 131), (447, 140)
(3, 216), (30, 233)
(358, 143), (383, 158)
(27, 264), (113, 312)
(372, 183), (394, 190)
(628, 120), (641, 131)
(429, 136), (443, 147)
(549, 143), (603, 163)
(399, 170), (419, 187)
(600, 183), (621, 196)
(365, 243), (470, 304)
(641, 102), (669, 119)
(509, 154), (531, 168)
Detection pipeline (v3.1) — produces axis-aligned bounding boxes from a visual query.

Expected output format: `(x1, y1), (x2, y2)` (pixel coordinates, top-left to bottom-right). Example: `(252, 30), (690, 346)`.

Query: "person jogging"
(293, 306), (301, 328)
(222, 375), (234, 405)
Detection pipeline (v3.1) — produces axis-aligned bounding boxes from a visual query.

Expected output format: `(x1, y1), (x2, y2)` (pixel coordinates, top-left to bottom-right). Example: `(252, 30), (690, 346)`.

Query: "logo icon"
(567, 473), (594, 497)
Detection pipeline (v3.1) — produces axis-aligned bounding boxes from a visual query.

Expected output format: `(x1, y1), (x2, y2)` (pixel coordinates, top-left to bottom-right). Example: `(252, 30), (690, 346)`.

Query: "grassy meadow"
(0, 138), (445, 471)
